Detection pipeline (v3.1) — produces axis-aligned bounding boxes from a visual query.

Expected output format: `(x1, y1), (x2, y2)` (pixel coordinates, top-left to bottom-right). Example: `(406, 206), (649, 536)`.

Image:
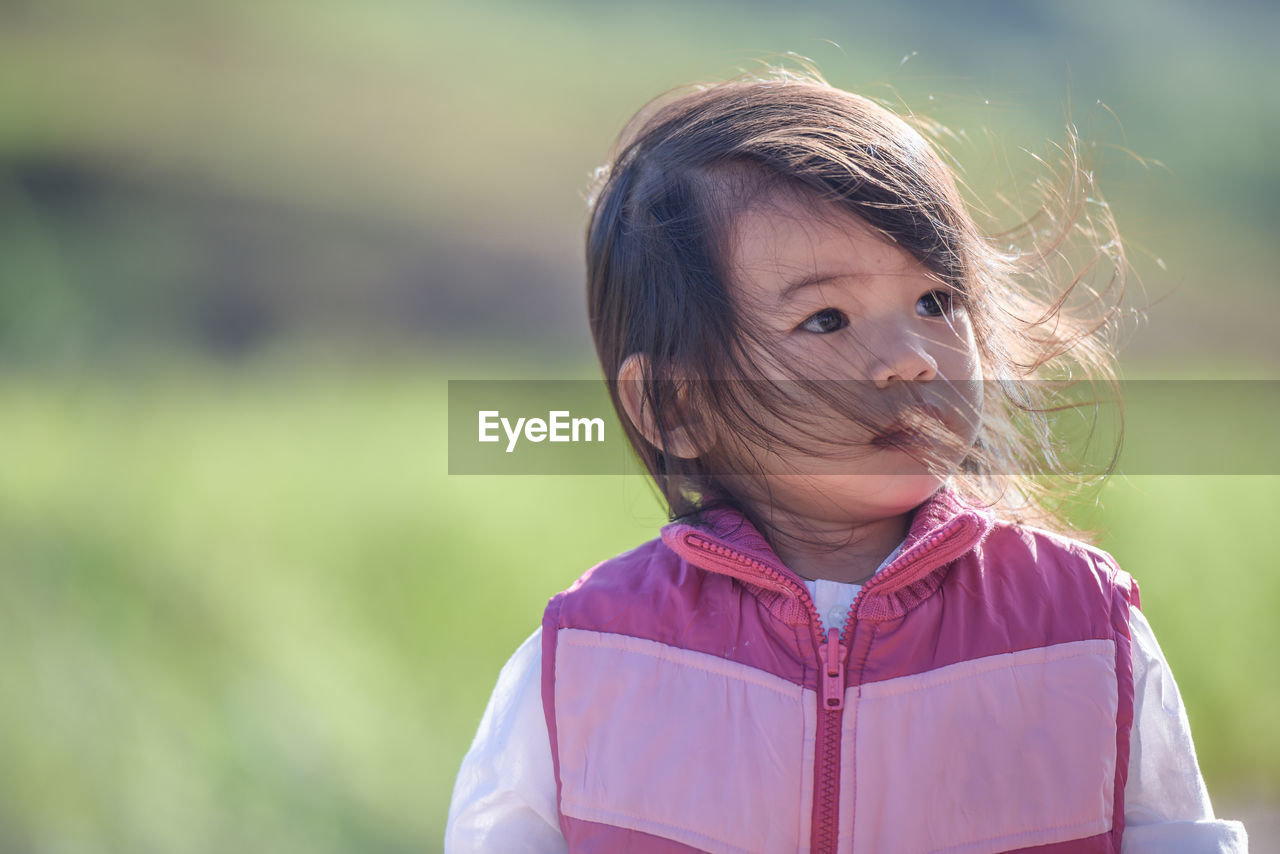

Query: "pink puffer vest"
(541, 487), (1139, 853)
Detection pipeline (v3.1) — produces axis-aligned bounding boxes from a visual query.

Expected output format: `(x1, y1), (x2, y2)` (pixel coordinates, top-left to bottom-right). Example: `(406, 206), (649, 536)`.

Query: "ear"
(617, 353), (705, 460)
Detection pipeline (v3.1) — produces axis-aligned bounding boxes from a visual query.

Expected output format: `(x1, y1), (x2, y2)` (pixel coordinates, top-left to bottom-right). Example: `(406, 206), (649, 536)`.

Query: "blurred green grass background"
(2, 0), (1278, 850)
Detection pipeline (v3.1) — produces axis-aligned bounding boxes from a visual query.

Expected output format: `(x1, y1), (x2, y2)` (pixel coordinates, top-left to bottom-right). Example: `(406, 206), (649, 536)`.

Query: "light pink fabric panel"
(555, 628), (815, 854)
(848, 640), (1118, 854)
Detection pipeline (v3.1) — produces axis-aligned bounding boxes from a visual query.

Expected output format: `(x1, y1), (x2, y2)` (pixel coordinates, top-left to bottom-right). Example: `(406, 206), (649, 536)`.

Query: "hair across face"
(710, 185), (986, 525)
(586, 71), (1126, 539)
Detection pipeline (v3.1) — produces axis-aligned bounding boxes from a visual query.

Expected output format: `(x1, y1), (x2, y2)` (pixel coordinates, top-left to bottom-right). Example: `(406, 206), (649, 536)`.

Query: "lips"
(870, 428), (926, 448)
(871, 404), (950, 447)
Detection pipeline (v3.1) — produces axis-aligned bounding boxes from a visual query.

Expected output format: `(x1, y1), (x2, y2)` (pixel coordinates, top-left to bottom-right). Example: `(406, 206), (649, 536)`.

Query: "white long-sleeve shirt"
(446, 568), (1249, 853)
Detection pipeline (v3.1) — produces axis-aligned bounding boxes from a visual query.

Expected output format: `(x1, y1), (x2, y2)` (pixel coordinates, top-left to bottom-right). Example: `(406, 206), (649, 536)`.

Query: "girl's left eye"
(917, 289), (958, 318)
(799, 308), (848, 334)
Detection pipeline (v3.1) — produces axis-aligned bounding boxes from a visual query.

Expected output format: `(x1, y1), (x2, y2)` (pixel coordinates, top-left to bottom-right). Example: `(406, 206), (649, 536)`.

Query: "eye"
(798, 308), (849, 334)
(917, 289), (962, 318)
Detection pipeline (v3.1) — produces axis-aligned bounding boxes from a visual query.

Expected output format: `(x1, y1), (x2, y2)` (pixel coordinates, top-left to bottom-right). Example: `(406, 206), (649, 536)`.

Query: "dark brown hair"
(585, 66), (1130, 542)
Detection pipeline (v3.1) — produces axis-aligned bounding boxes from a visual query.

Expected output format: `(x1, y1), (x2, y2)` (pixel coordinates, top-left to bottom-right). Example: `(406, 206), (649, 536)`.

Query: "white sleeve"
(1122, 605), (1249, 853)
(444, 627), (567, 854)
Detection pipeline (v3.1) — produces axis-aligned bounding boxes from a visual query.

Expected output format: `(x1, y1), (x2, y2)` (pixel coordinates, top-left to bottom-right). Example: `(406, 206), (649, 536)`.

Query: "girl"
(446, 69), (1248, 853)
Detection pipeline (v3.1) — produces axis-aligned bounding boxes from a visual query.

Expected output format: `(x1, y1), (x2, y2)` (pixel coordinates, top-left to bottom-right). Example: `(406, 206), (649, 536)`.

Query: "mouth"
(870, 405), (950, 448)
(870, 428), (927, 449)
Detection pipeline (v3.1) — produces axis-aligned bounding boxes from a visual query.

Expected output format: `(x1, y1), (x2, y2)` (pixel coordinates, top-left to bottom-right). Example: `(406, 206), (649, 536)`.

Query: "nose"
(871, 336), (938, 389)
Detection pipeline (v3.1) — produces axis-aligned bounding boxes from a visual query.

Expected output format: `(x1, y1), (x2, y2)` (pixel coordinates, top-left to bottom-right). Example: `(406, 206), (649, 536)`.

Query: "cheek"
(768, 334), (873, 381)
(932, 320), (984, 433)
(938, 317), (983, 382)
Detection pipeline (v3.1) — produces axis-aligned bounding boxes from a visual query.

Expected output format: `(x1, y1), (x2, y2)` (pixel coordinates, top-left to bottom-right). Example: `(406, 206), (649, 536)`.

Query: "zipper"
(682, 534), (845, 854)
(683, 521), (973, 854)
(813, 628), (847, 854)
(821, 628), (847, 710)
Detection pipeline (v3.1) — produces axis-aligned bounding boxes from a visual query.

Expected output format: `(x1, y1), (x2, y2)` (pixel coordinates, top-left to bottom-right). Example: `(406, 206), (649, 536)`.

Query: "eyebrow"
(778, 271), (869, 302)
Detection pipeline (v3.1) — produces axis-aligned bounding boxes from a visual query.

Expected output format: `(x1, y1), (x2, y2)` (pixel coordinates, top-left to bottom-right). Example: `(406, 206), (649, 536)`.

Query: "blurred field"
(3, 0), (1280, 368)
(0, 351), (1275, 851)
(2, 0), (1278, 850)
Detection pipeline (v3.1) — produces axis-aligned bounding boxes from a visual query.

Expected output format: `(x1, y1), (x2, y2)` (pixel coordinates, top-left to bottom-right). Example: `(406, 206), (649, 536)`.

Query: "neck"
(754, 508), (913, 586)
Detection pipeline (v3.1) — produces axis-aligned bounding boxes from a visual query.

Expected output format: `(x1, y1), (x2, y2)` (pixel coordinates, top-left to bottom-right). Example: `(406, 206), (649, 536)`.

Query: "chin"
(848, 473), (945, 515)
(781, 472), (945, 525)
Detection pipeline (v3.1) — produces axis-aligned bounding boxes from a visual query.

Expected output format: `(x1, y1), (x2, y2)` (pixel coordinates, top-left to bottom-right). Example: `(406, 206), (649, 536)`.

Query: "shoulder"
(982, 517), (1126, 575)
(560, 535), (682, 598)
(975, 517), (1140, 607)
(544, 534), (704, 629)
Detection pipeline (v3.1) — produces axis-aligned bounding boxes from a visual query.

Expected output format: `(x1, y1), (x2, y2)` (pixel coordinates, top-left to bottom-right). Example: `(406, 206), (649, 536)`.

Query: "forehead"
(726, 188), (928, 304)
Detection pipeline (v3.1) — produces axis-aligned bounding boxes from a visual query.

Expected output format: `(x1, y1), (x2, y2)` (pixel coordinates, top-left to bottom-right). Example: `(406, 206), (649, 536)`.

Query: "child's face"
(717, 188), (984, 527)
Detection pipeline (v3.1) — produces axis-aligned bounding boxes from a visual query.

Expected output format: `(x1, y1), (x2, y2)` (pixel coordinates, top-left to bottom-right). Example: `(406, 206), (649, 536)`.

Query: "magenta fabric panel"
(540, 595), (569, 839)
(1105, 553), (1139, 852)
(859, 522), (1132, 686)
(552, 538), (813, 687)
(848, 640), (1119, 854)
(553, 629), (813, 853)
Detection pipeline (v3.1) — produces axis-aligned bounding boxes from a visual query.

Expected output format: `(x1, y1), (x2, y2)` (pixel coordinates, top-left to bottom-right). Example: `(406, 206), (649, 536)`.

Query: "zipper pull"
(820, 628), (846, 710)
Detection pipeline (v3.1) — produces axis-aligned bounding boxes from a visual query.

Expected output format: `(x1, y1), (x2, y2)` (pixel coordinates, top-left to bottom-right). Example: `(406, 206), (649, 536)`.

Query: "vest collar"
(660, 483), (994, 625)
